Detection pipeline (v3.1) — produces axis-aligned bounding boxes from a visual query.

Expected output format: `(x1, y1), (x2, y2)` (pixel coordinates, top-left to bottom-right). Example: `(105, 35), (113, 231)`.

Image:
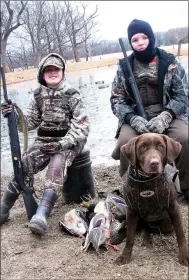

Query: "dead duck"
(82, 201), (113, 252)
(59, 209), (88, 238)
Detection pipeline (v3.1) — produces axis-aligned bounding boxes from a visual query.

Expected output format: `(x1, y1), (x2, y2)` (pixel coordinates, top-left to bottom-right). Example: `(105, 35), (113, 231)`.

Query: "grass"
(3, 47), (188, 85)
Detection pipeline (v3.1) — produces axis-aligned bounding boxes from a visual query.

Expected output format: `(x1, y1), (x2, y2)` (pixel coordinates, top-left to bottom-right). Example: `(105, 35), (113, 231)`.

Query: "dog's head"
(121, 133), (182, 175)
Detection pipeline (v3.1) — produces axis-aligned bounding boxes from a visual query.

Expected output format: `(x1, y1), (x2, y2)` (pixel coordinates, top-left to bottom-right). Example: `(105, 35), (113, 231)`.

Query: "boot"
(28, 189), (57, 235)
(0, 181), (20, 226)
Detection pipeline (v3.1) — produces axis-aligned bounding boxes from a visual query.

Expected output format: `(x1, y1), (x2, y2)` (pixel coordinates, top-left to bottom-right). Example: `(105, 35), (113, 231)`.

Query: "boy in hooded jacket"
(1, 53), (90, 235)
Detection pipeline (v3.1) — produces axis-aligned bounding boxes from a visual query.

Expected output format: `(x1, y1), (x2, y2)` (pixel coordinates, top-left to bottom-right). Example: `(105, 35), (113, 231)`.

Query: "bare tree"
(7, 47), (28, 70)
(1, 0), (28, 72)
(154, 32), (165, 47)
(49, 2), (70, 57)
(167, 27), (188, 54)
(43, 19), (54, 54)
(62, 1), (98, 62)
(17, 41), (30, 69)
(6, 51), (14, 71)
(176, 27), (188, 56)
(79, 2), (98, 61)
(22, 1), (50, 67)
(87, 38), (101, 57)
(8, 45), (34, 70)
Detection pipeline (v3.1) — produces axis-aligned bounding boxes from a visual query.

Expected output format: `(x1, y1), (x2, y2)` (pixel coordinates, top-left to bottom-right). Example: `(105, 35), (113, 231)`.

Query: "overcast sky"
(90, 1), (188, 40)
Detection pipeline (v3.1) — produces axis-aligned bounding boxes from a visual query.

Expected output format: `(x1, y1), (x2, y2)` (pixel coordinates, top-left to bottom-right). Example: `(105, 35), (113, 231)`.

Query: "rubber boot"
(28, 189), (58, 235)
(0, 181), (20, 226)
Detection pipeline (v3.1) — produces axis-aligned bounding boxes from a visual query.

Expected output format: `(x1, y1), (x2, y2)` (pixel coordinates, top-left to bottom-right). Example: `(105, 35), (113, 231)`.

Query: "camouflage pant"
(19, 139), (76, 198)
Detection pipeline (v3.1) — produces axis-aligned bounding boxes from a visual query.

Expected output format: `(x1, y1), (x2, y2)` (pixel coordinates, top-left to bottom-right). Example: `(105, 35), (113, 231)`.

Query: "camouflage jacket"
(18, 53), (90, 154)
(110, 48), (188, 137)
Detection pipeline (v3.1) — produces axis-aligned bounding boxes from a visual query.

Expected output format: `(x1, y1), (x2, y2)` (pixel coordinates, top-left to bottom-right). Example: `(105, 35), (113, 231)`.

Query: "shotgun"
(119, 38), (148, 120)
(0, 65), (38, 220)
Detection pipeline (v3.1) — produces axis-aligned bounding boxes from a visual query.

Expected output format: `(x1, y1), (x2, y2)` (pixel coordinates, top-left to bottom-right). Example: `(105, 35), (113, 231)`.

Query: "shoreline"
(4, 48), (188, 86)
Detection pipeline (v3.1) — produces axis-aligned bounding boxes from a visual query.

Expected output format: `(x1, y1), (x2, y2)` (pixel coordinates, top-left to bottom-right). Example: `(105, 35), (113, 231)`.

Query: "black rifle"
(0, 65), (38, 220)
(119, 38), (148, 120)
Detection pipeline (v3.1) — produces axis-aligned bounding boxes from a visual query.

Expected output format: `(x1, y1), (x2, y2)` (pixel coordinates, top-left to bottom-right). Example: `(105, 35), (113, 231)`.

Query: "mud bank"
(1, 165), (188, 280)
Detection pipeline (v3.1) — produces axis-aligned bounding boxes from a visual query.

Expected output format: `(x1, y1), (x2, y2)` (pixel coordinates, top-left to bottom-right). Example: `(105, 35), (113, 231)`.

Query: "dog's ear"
(163, 135), (182, 163)
(120, 137), (138, 166)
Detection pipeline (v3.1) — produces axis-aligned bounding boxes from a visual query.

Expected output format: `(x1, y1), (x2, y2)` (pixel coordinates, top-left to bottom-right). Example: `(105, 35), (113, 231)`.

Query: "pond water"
(1, 65), (120, 176)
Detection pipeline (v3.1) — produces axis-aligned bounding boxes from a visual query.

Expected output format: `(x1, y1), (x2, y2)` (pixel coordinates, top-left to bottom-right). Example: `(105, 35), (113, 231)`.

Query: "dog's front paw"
(179, 250), (189, 266)
(115, 254), (131, 265)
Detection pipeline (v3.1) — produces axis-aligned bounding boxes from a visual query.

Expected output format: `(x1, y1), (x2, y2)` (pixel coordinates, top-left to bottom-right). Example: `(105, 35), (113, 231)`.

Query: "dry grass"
(3, 47), (188, 86)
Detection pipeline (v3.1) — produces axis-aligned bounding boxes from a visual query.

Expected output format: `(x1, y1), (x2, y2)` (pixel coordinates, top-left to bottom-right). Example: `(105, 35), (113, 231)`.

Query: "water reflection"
(1, 66), (119, 176)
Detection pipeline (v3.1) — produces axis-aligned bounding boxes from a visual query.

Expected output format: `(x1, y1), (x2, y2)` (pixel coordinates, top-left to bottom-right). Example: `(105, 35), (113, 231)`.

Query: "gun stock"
(0, 65), (38, 220)
(119, 38), (148, 120)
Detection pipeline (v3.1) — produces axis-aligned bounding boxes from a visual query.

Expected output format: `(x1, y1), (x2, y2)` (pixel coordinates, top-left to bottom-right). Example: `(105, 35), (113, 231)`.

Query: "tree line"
(1, 0), (188, 72)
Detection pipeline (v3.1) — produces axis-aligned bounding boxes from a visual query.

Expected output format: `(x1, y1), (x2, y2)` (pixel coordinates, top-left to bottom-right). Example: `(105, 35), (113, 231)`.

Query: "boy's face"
(43, 66), (63, 86)
(131, 33), (149, 51)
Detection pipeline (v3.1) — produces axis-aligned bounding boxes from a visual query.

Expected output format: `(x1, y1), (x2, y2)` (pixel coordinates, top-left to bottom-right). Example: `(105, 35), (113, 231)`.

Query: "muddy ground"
(1, 165), (188, 280)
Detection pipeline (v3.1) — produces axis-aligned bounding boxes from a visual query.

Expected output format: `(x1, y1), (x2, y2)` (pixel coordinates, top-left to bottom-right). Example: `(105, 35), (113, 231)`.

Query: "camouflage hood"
(37, 53), (68, 90)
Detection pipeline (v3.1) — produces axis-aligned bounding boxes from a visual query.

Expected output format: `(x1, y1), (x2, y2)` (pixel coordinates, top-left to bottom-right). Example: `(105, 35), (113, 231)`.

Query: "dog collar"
(129, 165), (160, 181)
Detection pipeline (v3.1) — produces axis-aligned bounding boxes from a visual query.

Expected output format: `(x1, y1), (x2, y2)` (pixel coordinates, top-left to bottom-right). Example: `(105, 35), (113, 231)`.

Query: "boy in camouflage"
(110, 19), (188, 200)
(1, 53), (90, 235)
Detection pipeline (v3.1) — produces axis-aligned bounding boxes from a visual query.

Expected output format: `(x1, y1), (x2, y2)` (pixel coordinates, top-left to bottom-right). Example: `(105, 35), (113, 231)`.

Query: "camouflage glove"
(1, 101), (14, 118)
(147, 111), (173, 133)
(40, 142), (62, 155)
(130, 116), (149, 133)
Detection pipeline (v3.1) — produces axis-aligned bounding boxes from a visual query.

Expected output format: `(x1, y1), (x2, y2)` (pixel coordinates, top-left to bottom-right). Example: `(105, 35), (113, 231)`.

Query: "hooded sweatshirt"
(19, 53), (90, 153)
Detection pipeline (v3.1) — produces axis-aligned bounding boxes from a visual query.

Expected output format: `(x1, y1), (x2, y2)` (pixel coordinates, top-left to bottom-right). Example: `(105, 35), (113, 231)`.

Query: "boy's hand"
(1, 101), (13, 118)
(40, 142), (62, 155)
(147, 111), (173, 133)
(130, 116), (149, 133)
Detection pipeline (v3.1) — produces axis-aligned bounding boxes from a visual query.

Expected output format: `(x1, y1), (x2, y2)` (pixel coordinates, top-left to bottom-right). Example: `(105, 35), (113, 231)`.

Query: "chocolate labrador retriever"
(115, 133), (188, 266)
